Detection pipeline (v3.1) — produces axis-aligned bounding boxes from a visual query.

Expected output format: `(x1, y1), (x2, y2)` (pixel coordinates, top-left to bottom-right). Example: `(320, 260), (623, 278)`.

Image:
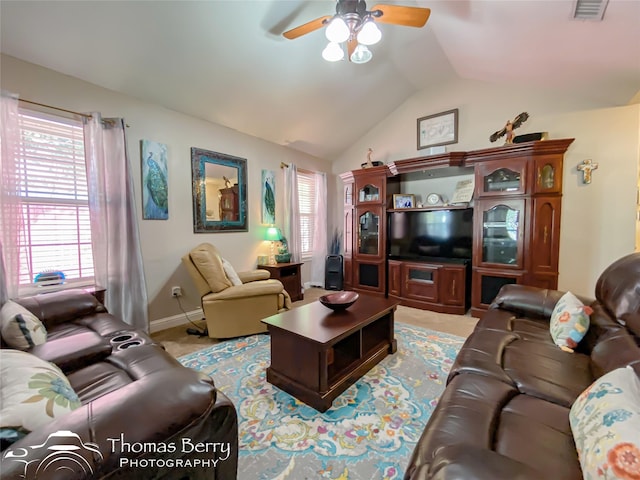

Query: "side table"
(258, 262), (304, 302)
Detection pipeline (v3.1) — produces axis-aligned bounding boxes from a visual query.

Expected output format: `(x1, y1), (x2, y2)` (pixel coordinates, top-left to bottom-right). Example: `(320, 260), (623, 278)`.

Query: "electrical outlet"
(171, 286), (182, 297)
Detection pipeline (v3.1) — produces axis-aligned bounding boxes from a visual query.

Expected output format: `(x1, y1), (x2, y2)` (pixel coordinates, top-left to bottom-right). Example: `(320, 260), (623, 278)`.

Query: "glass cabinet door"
(358, 210), (380, 256)
(481, 201), (524, 267)
(344, 183), (354, 206)
(534, 156), (563, 193)
(484, 168), (522, 193)
(476, 159), (527, 197)
(358, 184), (380, 203)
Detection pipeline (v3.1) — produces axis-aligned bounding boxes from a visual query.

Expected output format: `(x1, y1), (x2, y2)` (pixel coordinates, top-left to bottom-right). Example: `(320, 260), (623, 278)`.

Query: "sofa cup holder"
(117, 340), (143, 350)
(111, 334), (134, 344)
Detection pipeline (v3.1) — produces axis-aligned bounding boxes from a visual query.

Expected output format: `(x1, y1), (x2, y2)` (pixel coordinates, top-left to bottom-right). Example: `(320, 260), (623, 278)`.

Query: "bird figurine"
(366, 148), (374, 168)
(222, 176), (232, 188)
(490, 112), (529, 144)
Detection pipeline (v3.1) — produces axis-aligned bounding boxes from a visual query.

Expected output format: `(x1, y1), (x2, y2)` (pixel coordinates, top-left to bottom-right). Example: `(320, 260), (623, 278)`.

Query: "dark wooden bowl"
(319, 291), (359, 311)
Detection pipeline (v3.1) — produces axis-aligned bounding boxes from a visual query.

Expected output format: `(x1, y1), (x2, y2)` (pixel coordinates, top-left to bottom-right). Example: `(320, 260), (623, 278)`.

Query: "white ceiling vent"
(572, 0), (609, 20)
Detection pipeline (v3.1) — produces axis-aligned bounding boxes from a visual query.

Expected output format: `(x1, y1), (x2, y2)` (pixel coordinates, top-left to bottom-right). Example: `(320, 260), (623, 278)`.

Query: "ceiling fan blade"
(283, 15), (332, 39)
(371, 5), (431, 27)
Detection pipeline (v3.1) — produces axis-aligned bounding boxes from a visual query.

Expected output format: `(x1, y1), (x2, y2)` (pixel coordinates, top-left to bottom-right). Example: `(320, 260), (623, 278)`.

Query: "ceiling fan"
(283, 0), (431, 64)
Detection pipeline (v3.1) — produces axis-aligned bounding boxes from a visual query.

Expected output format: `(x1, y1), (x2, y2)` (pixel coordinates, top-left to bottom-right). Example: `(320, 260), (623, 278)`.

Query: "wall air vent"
(572, 0), (609, 20)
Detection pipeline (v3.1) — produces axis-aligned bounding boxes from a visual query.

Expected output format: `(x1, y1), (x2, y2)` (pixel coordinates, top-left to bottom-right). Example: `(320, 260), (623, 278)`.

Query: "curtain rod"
(280, 162), (289, 169)
(19, 98), (130, 127)
(18, 98), (93, 119)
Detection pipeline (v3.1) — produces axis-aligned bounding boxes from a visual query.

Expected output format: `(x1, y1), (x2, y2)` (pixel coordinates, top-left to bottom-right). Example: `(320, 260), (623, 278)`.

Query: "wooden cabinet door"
(388, 260), (402, 296)
(533, 156), (563, 194)
(472, 268), (525, 313)
(354, 261), (385, 294)
(402, 262), (439, 302)
(530, 196), (561, 274)
(343, 208), (354, 289)
(474, 198), (526, 269)
(475, 158), (528, 198)
(343, 257), (352, 289)
(355, 206), (384, 261)
(439, 265), (465, 306)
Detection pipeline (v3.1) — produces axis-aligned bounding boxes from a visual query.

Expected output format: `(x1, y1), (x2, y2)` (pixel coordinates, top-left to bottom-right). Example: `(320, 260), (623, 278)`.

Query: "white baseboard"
(150, 308), (204, 333)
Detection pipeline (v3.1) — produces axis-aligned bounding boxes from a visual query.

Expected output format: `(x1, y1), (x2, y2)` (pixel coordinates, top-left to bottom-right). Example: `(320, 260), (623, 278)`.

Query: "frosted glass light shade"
(350, 44), (372, 64)
(325, 17), (350, 43)
(322, 42), (344, 62)
(357, 20), (381, 45)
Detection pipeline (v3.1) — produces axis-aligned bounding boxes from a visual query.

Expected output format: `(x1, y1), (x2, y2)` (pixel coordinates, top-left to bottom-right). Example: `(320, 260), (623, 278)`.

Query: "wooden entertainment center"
(340, 139), (574, 318)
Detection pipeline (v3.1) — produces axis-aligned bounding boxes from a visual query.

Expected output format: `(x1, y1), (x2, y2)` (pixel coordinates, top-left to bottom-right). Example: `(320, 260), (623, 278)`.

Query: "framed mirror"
(191, 147), (248, 232)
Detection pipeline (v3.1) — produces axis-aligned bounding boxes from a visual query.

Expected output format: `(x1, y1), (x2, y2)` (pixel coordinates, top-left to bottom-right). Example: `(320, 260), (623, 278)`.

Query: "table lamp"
(265, 226), (282, 265)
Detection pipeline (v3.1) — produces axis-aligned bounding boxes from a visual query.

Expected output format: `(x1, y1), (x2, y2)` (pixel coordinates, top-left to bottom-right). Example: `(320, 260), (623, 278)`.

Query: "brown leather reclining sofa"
(404, 252), (640, 480)
(1, 289), (238, 479)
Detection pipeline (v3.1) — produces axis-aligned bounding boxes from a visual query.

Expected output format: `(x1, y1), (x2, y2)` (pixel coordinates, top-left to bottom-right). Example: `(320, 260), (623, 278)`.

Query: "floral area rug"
(178, 322), (464, 480)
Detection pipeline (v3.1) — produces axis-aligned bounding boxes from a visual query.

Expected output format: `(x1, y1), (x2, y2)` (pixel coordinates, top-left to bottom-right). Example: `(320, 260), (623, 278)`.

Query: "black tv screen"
(387, 208), (473, 261)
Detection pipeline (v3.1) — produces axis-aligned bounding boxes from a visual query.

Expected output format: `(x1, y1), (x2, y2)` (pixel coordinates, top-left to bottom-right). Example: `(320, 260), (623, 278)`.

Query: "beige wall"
(1, 54), (333, 326)
(333, 79), (640, 297)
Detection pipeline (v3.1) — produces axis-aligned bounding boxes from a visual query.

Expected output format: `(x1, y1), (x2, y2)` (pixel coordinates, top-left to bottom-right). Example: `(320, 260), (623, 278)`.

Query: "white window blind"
(297, 169), (317, 257)
(15, 110), (94, 286)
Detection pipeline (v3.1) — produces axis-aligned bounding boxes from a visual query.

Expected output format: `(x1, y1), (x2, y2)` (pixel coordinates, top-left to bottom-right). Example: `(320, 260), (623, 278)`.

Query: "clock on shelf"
(426, 193), (443, 206)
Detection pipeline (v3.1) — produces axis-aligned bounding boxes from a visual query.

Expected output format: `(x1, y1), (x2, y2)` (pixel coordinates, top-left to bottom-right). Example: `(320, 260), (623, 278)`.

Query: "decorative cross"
(577, 159), (599, 184)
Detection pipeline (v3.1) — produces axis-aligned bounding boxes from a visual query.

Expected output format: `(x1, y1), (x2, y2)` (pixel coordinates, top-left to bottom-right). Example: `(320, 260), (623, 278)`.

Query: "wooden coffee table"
(261, 294), (398, 412)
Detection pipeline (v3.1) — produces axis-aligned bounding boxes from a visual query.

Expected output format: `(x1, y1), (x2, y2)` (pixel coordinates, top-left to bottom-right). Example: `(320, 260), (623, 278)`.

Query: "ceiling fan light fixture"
(322, 42), (345, 62)
(350, 44), (372, 64)
(325, 17), (350, 43)
(357, 18), (381, 45)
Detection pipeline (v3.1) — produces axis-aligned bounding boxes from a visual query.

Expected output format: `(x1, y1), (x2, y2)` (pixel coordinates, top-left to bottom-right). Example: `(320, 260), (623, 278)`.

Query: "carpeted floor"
(153, 287), (478, 358)
(178, 322), (465, 480)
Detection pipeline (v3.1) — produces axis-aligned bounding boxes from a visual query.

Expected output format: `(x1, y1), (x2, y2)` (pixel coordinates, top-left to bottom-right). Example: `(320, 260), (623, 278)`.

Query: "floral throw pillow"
(0, 349), (81, 435)
(0, 300), (47, 350)
(570, 366), (640, 480)
(549, 291), (592, 352)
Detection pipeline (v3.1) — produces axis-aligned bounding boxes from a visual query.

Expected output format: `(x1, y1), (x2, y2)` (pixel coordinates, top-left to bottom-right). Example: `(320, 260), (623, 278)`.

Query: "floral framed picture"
(417, 108), (459, 150)
(393, 194), (415, 209)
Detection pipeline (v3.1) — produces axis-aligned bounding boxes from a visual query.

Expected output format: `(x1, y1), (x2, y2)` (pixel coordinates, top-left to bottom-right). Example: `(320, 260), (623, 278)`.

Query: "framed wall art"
(141, 140), (169, 220)
(417, 108), (459, 150)
(261, 169), (276, 224)
(191, 148), (248, 233)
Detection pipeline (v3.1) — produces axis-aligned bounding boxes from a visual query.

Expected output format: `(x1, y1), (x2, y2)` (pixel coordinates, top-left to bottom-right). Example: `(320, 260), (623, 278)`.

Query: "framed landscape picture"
(417, 108), (459, 150)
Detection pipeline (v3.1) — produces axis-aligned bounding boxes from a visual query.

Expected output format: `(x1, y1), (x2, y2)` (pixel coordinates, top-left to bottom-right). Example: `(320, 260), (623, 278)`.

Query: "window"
(297, 169), (317, 257)
(13, 110), (94, 286)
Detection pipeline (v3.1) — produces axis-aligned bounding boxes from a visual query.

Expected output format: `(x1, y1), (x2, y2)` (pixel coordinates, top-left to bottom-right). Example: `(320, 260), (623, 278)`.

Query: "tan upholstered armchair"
(182, 243), (291, 339)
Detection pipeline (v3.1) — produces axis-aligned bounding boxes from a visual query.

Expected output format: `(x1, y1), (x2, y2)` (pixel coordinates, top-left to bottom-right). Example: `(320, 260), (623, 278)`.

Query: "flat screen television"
(387, 208), (474, 261)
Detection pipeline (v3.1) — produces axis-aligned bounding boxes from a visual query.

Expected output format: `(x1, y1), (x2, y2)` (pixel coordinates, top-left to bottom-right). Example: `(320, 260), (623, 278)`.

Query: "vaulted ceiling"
(2, 0), (639, 160)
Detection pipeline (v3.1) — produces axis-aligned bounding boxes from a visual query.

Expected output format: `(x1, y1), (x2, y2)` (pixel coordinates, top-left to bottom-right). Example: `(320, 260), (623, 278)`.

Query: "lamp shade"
(265, 227), (282, 241)
(350, 44), (372, 64)
(322, 42), (344, 62)
(325, 17), (350, 43)
(357, 19), (381, 46)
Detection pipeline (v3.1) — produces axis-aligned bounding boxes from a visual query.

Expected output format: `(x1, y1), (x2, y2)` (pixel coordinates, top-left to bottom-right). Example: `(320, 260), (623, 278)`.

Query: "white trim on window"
(14, 109), (95, 287)
(297, 169), (317, 258)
